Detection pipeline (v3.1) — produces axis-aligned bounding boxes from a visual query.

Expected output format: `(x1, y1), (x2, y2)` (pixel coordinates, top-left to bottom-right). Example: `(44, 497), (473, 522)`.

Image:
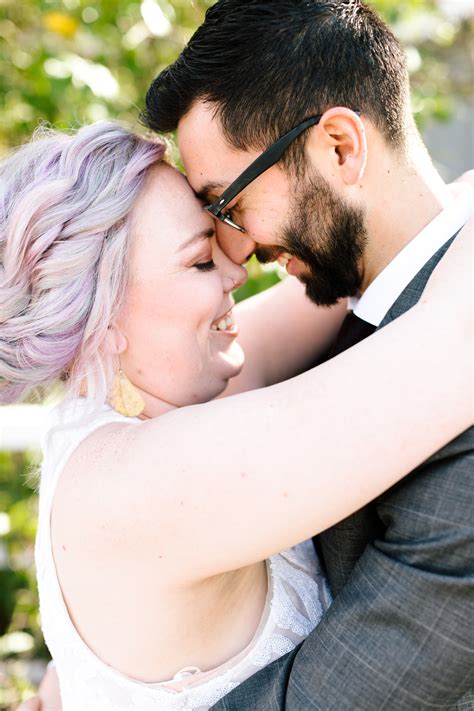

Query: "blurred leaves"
(0, 0), (216, 152)
(0, 1), (472, 153)
(234, 256), (283, 303)
(0, 451), (44, 709)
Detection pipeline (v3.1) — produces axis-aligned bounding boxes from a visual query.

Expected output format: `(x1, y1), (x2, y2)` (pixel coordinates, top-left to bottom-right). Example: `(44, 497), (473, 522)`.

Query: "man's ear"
(307, 107), (367, 185)
(105, 325), (128, 356)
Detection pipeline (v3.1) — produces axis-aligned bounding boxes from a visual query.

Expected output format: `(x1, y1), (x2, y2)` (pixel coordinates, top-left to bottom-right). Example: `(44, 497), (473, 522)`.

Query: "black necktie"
(314, 310), (377, 574)
(326, 310), (377, 360)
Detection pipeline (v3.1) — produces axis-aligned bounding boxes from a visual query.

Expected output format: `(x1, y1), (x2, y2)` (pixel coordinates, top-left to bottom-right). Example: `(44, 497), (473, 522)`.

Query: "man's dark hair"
(143, 0), (410, 167)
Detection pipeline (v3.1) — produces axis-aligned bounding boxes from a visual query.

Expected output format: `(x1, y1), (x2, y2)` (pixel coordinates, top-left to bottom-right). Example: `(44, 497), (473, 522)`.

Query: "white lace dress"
(35, 398), (332, 711)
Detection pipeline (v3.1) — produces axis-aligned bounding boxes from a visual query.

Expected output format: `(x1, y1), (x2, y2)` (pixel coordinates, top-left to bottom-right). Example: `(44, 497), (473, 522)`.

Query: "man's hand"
(455, 168), (474, 186)
(17, 663), (62, 711)
(17, 700), (40, 711)
(448, 168), (474, 197)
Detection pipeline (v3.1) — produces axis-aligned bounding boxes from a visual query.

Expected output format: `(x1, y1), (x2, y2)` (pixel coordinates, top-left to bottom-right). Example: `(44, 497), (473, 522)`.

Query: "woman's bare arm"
(56, 218), (472, 583)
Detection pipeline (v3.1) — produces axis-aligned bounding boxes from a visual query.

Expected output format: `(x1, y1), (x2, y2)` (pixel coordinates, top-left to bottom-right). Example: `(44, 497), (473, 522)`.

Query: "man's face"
(179, 102), (367, 306)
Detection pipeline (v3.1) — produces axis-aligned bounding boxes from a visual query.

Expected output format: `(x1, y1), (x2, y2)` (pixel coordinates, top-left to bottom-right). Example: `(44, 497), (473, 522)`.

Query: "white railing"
(0, 405), (53, 451)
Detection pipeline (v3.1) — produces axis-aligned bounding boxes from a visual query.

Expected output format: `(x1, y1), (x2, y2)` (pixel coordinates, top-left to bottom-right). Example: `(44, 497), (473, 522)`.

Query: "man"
(143, 1), (474, 708)
(24, 1), (473, 709)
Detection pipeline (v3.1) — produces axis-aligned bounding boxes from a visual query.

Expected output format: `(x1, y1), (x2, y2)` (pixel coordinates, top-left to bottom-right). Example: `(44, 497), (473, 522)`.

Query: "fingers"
(17, 697), (41, 711)
(38, 663), (62, 711)
(17, 695), (62, 711)
(421, 217), (472, 325)
(454, 169), (474, 187)
(446, 170), (474, 199)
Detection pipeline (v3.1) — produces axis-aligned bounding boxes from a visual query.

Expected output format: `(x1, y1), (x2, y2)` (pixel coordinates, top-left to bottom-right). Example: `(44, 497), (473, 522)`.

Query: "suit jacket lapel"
(378, 234), (456, 329)
(317, 231), (459, 594)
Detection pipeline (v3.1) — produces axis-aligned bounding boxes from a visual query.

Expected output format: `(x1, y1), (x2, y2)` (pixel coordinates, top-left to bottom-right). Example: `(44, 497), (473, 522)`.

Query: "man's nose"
(216, 222), (256, 266)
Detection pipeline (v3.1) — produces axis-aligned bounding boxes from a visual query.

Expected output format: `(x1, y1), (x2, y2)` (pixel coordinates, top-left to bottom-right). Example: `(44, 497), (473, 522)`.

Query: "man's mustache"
(254, 241), (311, 268)
(254, 245), (286, 264)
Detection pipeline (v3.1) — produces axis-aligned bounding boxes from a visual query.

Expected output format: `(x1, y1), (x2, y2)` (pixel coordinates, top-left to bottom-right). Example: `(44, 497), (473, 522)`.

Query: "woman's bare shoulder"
(49, 417), (190, 582)
(51, 421), (139, 549)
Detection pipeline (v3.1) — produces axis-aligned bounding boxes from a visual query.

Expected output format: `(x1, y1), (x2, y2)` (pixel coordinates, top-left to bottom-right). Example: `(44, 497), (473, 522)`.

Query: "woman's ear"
(105, 325), (128, 355)
(307, 107), (367, 185)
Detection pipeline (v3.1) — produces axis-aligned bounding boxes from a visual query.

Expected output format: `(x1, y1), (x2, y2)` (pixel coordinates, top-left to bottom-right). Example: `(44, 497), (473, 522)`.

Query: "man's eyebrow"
(178, 228), (215, 252)
(194, 182), (227, 202)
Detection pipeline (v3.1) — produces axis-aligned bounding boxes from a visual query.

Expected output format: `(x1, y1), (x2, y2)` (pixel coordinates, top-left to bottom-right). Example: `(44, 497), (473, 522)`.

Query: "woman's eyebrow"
(178, 228), (215, 252)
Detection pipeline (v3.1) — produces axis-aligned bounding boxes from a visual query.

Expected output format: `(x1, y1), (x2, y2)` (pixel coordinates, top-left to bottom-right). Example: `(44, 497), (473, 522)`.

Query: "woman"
(2, 122), (470, 710)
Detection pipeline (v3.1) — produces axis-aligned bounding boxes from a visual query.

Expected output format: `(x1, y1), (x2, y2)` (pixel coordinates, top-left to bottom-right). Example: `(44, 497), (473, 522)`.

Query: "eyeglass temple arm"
(208, 115), (323, 215)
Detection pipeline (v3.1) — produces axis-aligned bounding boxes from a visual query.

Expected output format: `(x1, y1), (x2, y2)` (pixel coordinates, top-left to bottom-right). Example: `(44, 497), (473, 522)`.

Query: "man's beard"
(257, 172), (368, 306)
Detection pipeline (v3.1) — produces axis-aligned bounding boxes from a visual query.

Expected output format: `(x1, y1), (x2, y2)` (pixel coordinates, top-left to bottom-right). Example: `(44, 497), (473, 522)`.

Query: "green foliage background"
(0, 1), (472, 707)
(1, 0), (472, 154)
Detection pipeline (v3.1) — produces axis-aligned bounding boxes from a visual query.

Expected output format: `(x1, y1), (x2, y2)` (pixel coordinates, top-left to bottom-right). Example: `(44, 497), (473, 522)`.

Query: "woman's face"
(116, 164), (247, 410)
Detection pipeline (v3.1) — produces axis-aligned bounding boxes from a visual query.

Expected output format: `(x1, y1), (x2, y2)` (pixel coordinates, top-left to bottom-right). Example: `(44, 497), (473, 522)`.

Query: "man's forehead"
(177, 102), (254, 194)
(178, 102), (225, 167)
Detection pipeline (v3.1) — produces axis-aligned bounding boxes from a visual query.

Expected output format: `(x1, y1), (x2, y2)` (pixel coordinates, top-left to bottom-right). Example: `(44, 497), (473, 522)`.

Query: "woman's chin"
(215, 340), (245, 377)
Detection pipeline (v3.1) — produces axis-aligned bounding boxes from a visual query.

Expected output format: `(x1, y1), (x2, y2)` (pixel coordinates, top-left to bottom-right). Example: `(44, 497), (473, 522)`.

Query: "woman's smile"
(210, 307), (238, 335)
(116, 163), (247, 412)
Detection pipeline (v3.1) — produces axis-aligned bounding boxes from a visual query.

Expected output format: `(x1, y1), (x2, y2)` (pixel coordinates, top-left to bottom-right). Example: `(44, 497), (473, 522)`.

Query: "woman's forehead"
(130, 164), (213, 257)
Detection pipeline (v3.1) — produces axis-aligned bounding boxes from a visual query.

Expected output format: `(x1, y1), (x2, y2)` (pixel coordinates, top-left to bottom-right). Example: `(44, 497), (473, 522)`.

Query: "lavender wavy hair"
(0, 122), (166, 405)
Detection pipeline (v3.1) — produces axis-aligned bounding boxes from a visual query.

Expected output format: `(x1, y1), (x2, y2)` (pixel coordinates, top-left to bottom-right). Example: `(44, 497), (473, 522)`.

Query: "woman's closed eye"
(195, 259), (217, 272)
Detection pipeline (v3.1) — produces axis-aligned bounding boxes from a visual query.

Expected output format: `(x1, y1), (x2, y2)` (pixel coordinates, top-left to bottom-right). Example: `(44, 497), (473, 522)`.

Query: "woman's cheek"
(196, 273), (223, 318)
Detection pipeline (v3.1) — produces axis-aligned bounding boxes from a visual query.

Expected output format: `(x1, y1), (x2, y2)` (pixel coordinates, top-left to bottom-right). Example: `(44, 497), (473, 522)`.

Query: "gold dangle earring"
(110, 359), (145, 418)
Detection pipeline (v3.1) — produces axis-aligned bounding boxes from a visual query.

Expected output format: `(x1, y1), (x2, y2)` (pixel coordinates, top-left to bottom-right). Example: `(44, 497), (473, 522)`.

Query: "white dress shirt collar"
(349, 189), (474, 327)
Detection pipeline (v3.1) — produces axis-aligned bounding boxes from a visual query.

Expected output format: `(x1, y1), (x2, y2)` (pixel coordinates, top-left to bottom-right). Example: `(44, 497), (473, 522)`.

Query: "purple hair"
(0, 122), (166, 405)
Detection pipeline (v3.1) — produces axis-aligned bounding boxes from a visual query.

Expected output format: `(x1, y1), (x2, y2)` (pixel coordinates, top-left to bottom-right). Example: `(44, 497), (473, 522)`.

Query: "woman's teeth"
(211, 311), (235, 332)
(277, 252), (293, 269)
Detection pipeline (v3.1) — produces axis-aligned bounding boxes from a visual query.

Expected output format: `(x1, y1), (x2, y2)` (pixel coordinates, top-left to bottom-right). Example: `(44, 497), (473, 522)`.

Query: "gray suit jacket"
(213, 238), (474, 710)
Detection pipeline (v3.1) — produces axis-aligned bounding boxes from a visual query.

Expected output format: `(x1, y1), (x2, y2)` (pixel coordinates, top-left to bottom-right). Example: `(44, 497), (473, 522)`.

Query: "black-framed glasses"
(205, 115), (324, 233)
(205, 112), (360, 233)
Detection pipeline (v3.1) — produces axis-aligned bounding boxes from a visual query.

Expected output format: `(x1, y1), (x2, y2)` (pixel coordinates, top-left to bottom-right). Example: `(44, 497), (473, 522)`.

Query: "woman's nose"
(223, 262), (247, 293)
(216, 221), (256, 266)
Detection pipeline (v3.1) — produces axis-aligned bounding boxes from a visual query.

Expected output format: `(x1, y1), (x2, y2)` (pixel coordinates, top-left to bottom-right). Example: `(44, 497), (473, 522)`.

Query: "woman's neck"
(136, 387), (177, 420)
